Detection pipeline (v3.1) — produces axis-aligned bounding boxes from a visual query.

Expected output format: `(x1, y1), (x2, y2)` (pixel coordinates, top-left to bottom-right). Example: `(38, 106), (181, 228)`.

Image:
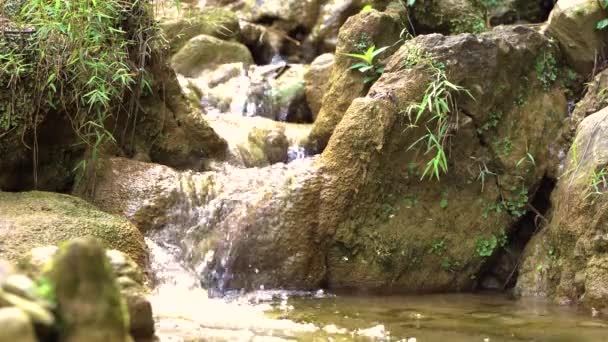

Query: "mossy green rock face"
(171, 34), (254, 77)
(410, 0), (487, 34)
(306, 5), (405, 152)
(48, 237), (130, 342)
(0, 191), (148, 267)
(516, 107), (608, 310)
(161, 7), (240, 53)
(545, 0), (608, 76)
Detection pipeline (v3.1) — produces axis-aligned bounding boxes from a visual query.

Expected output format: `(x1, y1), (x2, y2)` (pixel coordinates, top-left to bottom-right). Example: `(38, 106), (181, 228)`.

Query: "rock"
(83, 158), (181, 233)
(236, 127), (290, 167)
(0, 307), (38, 342)
(0, 288), (54, 327)
(17, 246), (59, 278)
(0, 259), (15, 285)
(247, 0), (320, 33)
(2, 275), (37, 301)
(305, 0), (368, 54)
(161, 7), (240, 53)
(48, 237), (130, 342)
(272, 64), (312, 122)
(306, 5), (406, 152)
(0, 191), (148, 267)
(305, 53), (335, 120)
(516, 107), (608, 309)
(107, 250), (154, 339)
(488, 0), (555, 25)
(410, 0), (487, 34)
(240, 22), (284, 64)
(171, 34), (254, 77)
(544, 0), (608, 76)
(318, 26), (568, 292)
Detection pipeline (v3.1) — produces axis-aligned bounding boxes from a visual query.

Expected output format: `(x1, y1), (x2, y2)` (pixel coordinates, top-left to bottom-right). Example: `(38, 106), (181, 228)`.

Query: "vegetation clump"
(0, 0), (161, 183)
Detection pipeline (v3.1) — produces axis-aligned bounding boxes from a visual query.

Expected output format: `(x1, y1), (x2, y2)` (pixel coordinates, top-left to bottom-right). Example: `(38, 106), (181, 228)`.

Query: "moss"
(0, 191), (148, 267)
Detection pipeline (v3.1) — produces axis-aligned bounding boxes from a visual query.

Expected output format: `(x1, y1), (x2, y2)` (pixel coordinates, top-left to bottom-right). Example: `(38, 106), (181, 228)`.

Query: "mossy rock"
(171, 34), (253, 77)
(306, 5), (405, 152)
(545, 0), (608, 76)
(516, 107), (608, 310)
(410, 0), (487, 34)
(161, 7), (241, 54)
(0, 191), (148, 268)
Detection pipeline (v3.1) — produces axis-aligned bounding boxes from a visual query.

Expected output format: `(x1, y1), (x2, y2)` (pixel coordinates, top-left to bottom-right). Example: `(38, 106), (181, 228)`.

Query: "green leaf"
(597, 19), (608, 30)
(371, 46), (390, 59)
(440, 198), (448, 209)
(407, 0), (416, 6)
(360, 4), (373, 13)
(349, 62), (369, 70)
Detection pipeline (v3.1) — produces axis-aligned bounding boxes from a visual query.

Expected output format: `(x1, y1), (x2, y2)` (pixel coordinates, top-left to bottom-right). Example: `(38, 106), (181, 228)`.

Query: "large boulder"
(48, 237), (130, 342)
(171, 34), (254, 77)
(305, 53), (335, 120)
(0, 191), (148, 267)
(318, 26), (568, 292)
(516, 107), (608, 311)
(306, 4), (406, 152)
(544, 0), (608, 77)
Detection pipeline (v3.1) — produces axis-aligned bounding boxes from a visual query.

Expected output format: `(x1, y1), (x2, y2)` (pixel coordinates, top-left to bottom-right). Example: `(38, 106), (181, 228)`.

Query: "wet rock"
(161, 7), (240, 53)
(307, 5), (405, 152)
(48, 237), (130, 342)
(0, 307), (38, 342)
(305, 53), (335, 120)
(544, 0), (608, 76)
(171, 34), (253, 77)
(0, 191), (148, 267)
(272, 64), (312, 123)
(516, 107), (608, 309)
(240, 22), (284, 64)
(236, 127), (289, 167)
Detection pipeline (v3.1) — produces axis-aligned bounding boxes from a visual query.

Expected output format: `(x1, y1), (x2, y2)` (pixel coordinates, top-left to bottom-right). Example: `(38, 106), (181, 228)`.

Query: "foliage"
(598, 0), (608, 30)
(405, 56), (474, 180)
(585, 166), (608, 199)
(360, 4), (373, 13)
(0, 0), (160, 185)
(34, 276), (56, 304)
(475, 231), (506, 257)
(344, 45), (389, 84)
(476, 111), (502, 134)
(535, 50), (558, 91)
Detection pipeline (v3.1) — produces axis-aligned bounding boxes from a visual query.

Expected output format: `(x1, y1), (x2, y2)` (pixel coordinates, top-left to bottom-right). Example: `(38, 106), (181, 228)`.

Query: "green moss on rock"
(0, 191), (148, 268)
